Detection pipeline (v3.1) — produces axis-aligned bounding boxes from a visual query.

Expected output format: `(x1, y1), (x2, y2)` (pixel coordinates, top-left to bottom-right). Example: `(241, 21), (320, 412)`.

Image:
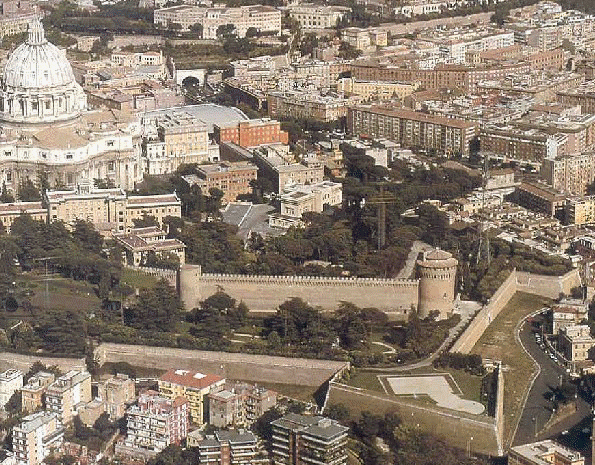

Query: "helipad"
(385, 374), (485, 415)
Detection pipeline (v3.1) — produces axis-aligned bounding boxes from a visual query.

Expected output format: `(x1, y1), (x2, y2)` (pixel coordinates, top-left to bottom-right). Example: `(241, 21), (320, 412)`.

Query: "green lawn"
(345, 370), (384, 392)
(471, 292), (552, 446)
(120, 268), (159, 289)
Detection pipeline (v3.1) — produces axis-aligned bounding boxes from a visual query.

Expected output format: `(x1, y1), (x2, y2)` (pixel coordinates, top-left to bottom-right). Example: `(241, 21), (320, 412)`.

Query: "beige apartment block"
(20, 372), (55, 414)
(45, 187), (182, 233)
(0, 369), (22, 409)
(337, 78), (417, 102)
(0, 202), (47, 233)
(13, 412), (64, 465)
(45, 371), (92, 425)
(99, 373), (136, 420)
(287, 3), (350, 30)
(195, 161), (258, 204)
(158, 369), (224, 425)
(509, 440), (583, 465)
(559, 325), (595, 363)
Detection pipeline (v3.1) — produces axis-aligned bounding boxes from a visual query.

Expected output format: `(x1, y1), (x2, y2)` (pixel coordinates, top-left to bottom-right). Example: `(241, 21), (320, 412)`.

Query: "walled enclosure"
(450, 269), (582, 354)
(179, 265), (419, 317)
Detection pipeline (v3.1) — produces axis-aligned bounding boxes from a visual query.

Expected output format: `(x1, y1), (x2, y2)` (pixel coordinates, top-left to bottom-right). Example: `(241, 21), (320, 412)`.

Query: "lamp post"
(467, 436), (473, 458)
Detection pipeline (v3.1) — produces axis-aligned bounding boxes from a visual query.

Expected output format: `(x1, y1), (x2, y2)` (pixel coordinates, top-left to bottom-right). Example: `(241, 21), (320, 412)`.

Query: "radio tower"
(477, 153), (491, 265)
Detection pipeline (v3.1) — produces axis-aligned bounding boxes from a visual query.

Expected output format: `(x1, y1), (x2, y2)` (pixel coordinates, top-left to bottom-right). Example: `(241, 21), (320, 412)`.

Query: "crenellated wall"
(179, 265), (419, 317)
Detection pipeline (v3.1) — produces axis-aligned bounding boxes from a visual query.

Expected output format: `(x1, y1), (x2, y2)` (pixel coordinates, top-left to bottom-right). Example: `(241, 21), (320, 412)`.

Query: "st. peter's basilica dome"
(0, 18), (87, 125)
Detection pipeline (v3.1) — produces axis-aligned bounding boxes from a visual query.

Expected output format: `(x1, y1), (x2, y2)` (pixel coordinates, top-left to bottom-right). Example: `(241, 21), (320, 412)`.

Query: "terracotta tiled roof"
(160, 369), (223, 390)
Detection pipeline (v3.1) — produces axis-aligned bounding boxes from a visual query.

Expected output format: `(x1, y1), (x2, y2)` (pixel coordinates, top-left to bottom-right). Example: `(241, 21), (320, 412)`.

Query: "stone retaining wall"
(95, 343), (350, 387)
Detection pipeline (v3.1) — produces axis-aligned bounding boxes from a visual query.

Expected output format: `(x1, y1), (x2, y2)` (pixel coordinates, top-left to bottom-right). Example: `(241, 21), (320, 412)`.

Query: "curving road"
(513, 317), (591, 447)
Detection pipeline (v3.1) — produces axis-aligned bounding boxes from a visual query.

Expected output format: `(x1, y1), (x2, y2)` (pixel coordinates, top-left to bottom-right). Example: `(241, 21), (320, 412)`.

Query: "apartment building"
(154, 4), (281, 37)
(194, 161), (257, 204)
(158, 369), (225, 425)
(20, 372), (55, 414)
(342, 27), (387, 49)
(287, 3), (351, 30)
(117, 391), (188, 460)
(350, 61), (531, 93)
(558, 81), (595, 114)
(348, 106), (477, 158)
(565, 196), (595, 225)
(509, 440), (584, 465)
(541, 152), (595, 196)
(200, 5), (281, 39)
(0, 0), (36, 39)
(45, 186), (127, 232)
(515, 181), (566, 218)
(337, 78), (417, 102)
(267, 91), (348, 123)
(271, 414), (349, 465)
(154, 116), (210, 168)
(125, 194), (181, 231)
(208, 382), (277, 428)
(0, 202), (47, 233)
(551, 300), (588, 335)
(98, 373), (136, 420)
(214, 119), (289, 148)
(153, 5), (207, 31)
(113, 226), (186, 266)
(252, 145), (325, 193)
(559, 325), (595, 362)
(13, 412), (64, 465)
(111, 51), (163, 67)
(269, 181), (343, 228)
(45, 370), (92, 425)
(195, 429), (267, 465)
(45, 187), (181, 233)
(0, 369), (22, 409)
(481, 126), (564, 163)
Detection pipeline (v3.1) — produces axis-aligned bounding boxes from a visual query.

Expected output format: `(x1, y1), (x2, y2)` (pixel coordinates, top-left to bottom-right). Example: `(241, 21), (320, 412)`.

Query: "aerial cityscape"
(0, 0), (595, 463)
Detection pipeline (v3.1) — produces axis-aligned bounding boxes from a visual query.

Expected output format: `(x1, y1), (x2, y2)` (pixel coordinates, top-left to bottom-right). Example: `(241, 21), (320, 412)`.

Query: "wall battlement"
(179, 265), (420, 317)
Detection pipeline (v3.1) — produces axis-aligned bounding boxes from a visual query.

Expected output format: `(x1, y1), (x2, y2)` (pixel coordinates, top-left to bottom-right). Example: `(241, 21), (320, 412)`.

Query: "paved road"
(513, 319), (590, 446)
(396, 240), (433, 279)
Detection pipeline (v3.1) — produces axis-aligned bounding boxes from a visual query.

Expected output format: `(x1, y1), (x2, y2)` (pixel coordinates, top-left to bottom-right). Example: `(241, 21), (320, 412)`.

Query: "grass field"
(471, 292), (552, 445)
(345, 370), (385, 392)
(120, 268), (159, 290)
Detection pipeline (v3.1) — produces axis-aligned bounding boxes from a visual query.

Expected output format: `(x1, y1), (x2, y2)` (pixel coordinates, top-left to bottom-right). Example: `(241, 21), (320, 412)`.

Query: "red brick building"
(214, 118), (289, 148)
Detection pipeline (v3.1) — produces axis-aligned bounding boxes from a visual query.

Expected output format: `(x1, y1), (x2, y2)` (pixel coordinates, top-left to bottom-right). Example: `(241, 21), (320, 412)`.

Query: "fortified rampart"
(94, 343), (350, 387)
(0, 352), (86, 373)
(179, 265), (419, 317)
(450, 268), (582, 354)
(327, 382), (500, 456)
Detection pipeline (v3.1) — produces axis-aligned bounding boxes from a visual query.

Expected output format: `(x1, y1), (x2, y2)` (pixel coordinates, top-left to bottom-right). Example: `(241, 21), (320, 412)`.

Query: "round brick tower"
(416, 248), (458, 320)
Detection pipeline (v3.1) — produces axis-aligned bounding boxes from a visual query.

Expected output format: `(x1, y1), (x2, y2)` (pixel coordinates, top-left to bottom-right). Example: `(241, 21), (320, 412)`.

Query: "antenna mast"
(477, 153), (490, 265)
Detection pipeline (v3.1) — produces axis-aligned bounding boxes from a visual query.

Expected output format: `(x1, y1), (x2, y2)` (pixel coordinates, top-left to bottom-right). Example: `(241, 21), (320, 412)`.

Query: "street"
(513, 319), (591, 448)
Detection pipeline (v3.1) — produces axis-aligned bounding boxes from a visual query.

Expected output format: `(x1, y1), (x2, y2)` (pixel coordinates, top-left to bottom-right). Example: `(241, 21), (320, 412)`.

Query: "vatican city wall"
(0, 352), (86, 373)
(450, 268), (582, 354)
(327, 383), (501, 456)
(179, 264), (419, 317)
(94, 343), (350, 387)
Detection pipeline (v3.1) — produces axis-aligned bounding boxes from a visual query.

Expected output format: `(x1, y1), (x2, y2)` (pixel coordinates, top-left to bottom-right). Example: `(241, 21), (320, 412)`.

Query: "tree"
(252, 406), (283, 442)
(0, 182), (14, 203)
(94, 178), (115, 189)
(189, 22), (203, 37)
(216, 23), (236, 40)
(132, 214), (160, 229)
(17, 178), (41, 202)
(72, 220), (103, 254)
(125, 279), (183, 332)
(325, 403), (350, 422)
(245, 26), (259, 38)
